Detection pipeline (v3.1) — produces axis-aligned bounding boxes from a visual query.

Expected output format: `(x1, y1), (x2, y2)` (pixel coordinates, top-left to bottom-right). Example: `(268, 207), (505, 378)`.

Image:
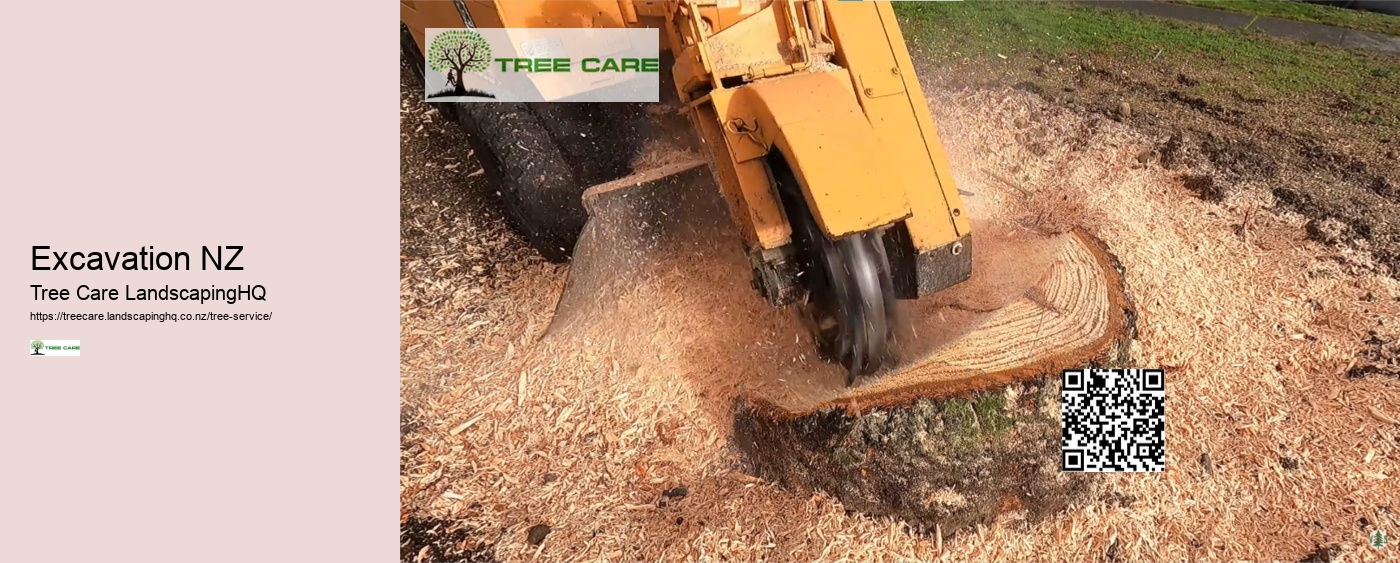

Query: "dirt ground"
(916, 51), (1400, 277)
(400, 50), (1400, 562)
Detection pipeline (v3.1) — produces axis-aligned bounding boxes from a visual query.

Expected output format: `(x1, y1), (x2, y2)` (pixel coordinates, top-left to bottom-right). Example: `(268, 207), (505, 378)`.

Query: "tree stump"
(733, 229), (1136, 535)
(549, 168), (1136, 534)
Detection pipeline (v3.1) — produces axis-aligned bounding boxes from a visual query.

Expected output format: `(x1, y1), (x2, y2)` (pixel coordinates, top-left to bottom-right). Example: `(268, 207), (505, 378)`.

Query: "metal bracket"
(723, 117), (768, 162)
(858, 67), (905, 98)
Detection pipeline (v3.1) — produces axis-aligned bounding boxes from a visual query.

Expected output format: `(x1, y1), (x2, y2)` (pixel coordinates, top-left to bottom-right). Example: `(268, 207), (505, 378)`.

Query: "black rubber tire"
(453, 102), (587, 263)
(528, 104), (643, 186)
(405, 22), (583, 262)
(400, 23), (425, 87)
(401, 23), (459, 123)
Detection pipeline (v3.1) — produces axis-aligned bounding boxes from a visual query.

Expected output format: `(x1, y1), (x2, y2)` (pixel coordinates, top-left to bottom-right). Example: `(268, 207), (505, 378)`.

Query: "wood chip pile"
(401, 77), (1400, 561)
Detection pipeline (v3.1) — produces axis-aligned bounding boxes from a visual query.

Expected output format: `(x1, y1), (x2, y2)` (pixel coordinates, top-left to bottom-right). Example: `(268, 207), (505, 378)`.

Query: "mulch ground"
(400, 59), (1400, 562)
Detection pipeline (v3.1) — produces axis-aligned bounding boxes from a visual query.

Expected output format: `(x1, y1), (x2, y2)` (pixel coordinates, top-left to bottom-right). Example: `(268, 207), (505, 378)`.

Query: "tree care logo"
(30, 340), (80, 356)
(427, 29), (495, 99)
(423, 28), (659, 103)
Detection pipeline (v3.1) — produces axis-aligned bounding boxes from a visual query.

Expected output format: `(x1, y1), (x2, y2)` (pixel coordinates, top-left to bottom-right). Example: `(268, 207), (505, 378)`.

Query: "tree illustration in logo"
(31, 340), (44, 355)
(427, 29), (496, 98)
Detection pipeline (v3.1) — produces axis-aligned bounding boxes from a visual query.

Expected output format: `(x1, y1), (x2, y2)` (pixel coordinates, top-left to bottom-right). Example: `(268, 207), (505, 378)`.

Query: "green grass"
(894, 1), (1400, 113)
(1171, 0), (1400, 36)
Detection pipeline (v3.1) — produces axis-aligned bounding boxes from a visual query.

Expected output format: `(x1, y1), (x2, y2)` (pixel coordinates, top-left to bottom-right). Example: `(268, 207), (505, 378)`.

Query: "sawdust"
(401, 65), (1400, 560)
(628, 138), (703, 173)
(545, 175), (1118, 418)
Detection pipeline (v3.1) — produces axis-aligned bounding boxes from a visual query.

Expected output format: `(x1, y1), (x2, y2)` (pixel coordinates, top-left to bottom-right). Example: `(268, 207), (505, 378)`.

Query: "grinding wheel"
(774, 157), (896, 384)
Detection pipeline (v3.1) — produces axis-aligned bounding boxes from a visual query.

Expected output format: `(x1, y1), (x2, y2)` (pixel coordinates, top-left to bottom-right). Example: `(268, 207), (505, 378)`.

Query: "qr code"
(1061, 368), (1164, 472)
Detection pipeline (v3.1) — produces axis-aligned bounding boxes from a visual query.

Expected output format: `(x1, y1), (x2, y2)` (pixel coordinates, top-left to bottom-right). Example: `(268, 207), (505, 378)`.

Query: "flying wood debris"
(401, 71), (1400, 561)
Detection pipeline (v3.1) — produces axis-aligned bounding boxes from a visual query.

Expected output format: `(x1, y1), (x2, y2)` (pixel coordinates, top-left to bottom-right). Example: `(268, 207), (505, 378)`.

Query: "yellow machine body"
(674, 1), (971, 254)
(401, 0), (969, 256)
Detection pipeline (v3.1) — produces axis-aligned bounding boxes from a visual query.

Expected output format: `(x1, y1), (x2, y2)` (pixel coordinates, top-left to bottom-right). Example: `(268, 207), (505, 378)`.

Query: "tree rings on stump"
(733, 228), (1136, 535)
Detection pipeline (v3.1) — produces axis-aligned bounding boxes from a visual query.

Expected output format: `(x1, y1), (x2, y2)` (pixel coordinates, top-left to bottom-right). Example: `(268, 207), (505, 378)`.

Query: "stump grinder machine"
(402, 1), (973, 384)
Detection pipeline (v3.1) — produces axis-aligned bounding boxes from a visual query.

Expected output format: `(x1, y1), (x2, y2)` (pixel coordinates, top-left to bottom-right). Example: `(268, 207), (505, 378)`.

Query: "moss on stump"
(733, 231), (1136, 536)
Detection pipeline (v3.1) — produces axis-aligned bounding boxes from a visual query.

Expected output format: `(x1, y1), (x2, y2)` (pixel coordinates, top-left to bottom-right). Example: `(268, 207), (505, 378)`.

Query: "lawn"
(1172, 0), (1400, 36)
(893, 1), (1400, 122)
